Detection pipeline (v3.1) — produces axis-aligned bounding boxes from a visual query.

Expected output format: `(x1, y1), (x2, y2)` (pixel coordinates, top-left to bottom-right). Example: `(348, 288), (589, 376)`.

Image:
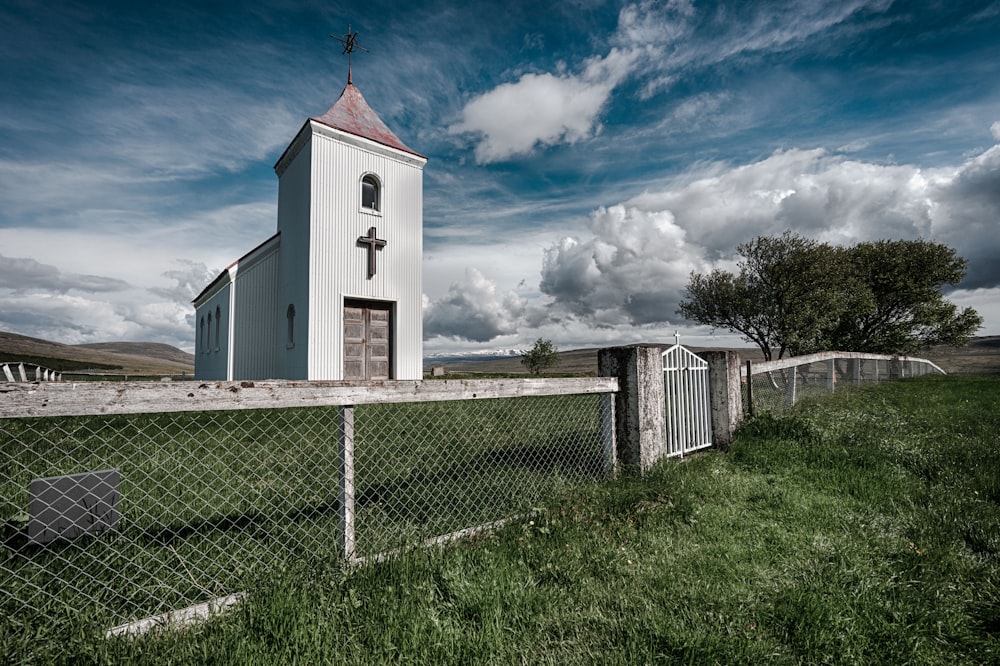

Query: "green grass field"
(4, 376), (999, 664)
(1, 393), (609, 660)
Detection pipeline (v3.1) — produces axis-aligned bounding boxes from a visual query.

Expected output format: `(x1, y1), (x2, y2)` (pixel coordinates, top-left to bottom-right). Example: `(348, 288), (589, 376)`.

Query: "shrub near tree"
(678, 232), (982, 359)
(521, 338), (560, 375)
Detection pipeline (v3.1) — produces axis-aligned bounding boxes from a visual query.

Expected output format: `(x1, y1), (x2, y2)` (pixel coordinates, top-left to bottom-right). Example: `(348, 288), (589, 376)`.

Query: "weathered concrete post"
(597, 345), (666, 475)
(698, 351), (743, 452)
(339, 405), (356, 561)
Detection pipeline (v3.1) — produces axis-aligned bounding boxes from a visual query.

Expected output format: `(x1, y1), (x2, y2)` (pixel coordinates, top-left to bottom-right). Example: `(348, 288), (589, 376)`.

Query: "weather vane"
(330, 24), (368, 84)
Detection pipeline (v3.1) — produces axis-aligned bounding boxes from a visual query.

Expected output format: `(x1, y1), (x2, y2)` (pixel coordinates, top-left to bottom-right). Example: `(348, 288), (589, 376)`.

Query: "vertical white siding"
(211, 116), (426, 382)
(232, 247), (279, 379)
(194, 285), (231, 380)
(305, 125), (424, 380)
(275, 138), (313, 379)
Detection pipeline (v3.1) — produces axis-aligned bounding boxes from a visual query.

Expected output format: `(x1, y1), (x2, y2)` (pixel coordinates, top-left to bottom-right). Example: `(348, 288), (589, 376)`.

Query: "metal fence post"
(785, 368), (797, 406)
(339, 405), (356, 561)
(599, 392), (617, 477)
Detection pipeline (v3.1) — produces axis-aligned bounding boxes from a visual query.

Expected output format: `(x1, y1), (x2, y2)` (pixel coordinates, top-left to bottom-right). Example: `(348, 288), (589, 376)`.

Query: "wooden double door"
(343, 299), (393, 380)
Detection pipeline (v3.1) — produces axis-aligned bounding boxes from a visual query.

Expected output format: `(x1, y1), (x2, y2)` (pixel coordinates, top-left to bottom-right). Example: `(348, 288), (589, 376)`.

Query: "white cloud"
(0, 255), (130, 294)
(539, 205), (705, 326)
(537, 127), (1000, 334)
(424, 268), (526, 342)
(446, 0), (899, 164)
(0, 252), (216, 350)
(447, 48), (639, 164)
(446, 0), (677, 164)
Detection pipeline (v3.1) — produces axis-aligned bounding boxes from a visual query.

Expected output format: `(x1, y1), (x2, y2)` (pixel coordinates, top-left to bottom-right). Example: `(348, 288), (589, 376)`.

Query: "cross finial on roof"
(330, 24), (369, 85)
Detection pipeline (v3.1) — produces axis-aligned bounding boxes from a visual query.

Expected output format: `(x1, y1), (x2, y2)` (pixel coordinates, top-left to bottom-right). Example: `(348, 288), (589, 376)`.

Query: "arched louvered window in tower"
(361, 174), (380, 212)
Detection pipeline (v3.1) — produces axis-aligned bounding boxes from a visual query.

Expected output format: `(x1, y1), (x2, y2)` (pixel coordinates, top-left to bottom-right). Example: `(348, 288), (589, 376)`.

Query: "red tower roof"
(311, 82), (422, 158)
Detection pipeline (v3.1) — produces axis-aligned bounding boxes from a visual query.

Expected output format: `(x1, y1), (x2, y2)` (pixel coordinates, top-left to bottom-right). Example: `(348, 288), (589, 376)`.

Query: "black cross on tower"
(357, 226), (386, 279)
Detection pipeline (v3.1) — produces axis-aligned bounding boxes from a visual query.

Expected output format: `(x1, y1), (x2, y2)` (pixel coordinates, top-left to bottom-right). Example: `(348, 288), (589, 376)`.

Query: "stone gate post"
(597, 345), (666, 474)
(697, 351), (743, 452)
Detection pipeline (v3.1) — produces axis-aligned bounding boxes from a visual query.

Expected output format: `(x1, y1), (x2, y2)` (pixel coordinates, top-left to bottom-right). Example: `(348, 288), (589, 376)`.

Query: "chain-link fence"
(742, 352), (944, 415)
(1, 379), (615, 643)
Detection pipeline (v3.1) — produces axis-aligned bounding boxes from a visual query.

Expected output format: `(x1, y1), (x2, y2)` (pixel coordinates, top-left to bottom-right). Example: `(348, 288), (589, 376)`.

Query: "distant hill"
(0, 331), (194, 377)
(4, 330), (996, 380)
(426, 337), (1000, 376)
(76, 341), (195, 366)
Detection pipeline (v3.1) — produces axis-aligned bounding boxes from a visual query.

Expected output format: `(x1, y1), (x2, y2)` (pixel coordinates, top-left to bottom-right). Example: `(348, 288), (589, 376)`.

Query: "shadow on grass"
(4, 433), (606, 557)
(358, 435), (607, 507)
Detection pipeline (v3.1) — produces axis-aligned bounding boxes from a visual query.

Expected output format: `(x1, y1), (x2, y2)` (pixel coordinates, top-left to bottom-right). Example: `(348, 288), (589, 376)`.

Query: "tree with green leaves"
(678, 232), (858, 360)
(521, 338), (560, 375)
(678, 233), (981, 359)
(829, 239), (983, 354)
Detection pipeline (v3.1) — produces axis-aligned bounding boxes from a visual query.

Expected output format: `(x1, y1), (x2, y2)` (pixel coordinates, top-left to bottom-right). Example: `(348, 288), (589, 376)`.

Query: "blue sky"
(2, 0), (999, 355)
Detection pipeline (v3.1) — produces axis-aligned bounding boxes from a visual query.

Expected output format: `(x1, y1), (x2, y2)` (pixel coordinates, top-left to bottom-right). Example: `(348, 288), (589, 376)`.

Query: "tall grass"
(7, 376), (1000, 664)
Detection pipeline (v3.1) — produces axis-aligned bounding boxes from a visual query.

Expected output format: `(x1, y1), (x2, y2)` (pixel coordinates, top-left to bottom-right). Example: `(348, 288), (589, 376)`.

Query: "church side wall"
(232, 248), (279, 380)
(307, 131), (424, 380)
(194, 285), (232, 380)
(275, 140), (313, 380)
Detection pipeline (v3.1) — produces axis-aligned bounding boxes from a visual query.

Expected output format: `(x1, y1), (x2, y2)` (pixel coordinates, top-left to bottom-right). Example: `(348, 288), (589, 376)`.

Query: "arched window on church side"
(286, 304), (296, 349)
(200, 316), (206, 354)
(361, 174), (380, 212)
(215, 306), (222, 351)
(207, 311), (213, 355)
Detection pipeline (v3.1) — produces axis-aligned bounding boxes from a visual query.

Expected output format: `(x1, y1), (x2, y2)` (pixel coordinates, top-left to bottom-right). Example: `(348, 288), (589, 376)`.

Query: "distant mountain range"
(423, 349), (524, 364)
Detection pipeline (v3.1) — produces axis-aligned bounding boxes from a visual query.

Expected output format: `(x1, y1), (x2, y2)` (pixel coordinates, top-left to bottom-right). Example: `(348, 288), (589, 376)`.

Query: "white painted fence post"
(339, 405), (356, 561)
(825, 359), (836, 393)
(785, 368), (797, 406)
(598, 345), (666, 475)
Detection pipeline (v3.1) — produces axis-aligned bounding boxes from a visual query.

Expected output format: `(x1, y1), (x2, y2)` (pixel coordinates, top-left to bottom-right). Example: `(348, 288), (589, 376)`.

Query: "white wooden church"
(193, 72), (426, 381)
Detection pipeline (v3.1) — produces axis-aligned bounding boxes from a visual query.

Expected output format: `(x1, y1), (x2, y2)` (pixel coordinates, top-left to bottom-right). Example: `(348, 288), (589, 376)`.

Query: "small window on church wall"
(286, 304), (296, 349)
(200, 316), (206, 353)
(361, 174), (380, 211)
(214, 306), (222, 351)
(207, 312), (213, 354)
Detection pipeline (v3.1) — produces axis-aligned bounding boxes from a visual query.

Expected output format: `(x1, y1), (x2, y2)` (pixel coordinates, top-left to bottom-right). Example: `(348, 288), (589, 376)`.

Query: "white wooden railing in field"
(1, 362), (60, 383)
(741, 351), (945, 414)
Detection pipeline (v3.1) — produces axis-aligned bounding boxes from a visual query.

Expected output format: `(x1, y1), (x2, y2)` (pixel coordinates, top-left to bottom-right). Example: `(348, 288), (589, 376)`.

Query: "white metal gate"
(662, 344), (713, 457)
